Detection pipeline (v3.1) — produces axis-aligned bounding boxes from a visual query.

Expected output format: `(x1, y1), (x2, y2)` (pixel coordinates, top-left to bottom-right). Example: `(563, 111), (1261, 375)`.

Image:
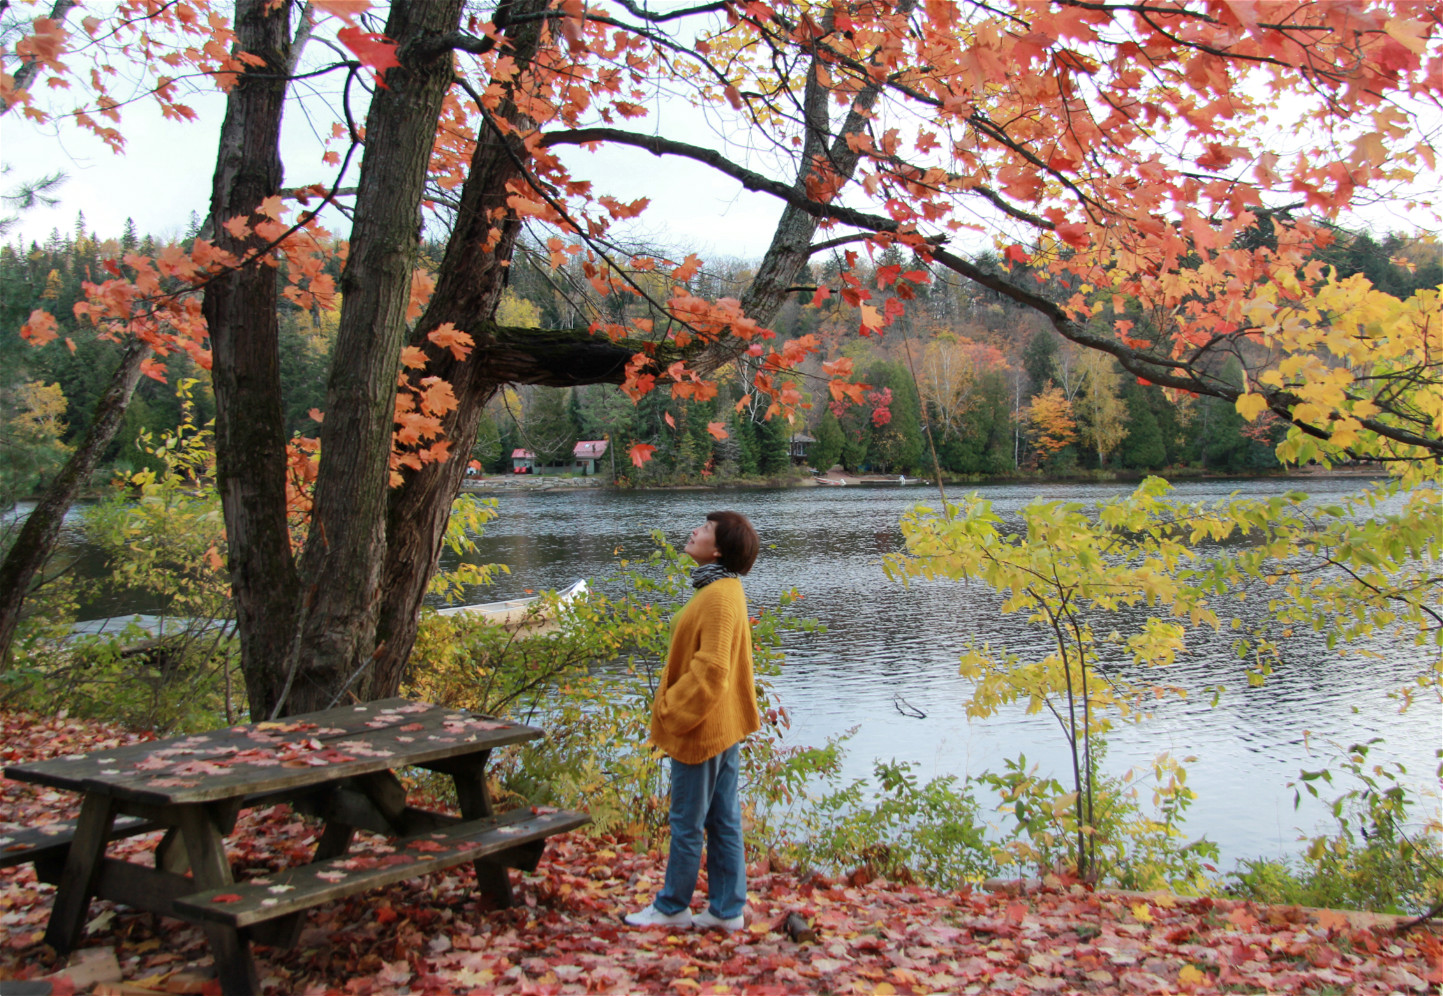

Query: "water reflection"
(445, 477), (1439, 865)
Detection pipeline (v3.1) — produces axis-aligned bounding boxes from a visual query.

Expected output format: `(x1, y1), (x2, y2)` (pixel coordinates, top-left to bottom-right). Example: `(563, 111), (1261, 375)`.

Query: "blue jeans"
(653, 743), (746, 918)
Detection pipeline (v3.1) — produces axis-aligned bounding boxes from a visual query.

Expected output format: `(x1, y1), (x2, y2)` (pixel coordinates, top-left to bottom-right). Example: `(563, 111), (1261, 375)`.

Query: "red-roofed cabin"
(511, 448), (536, 474)
(572, 439), (609, 476)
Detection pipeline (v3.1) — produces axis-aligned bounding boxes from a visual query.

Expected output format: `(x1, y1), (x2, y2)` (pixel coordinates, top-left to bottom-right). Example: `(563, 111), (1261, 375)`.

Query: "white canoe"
(435, 579), (589, 627)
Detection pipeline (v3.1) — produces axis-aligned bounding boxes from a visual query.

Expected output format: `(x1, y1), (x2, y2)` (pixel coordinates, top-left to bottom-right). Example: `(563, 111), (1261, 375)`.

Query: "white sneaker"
(624, 903), (693, 928)
(693, 908), (744, 931)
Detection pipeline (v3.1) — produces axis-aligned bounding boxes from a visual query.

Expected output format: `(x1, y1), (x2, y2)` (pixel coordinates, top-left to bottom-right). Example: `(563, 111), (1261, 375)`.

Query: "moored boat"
(435, 579), (589, 628)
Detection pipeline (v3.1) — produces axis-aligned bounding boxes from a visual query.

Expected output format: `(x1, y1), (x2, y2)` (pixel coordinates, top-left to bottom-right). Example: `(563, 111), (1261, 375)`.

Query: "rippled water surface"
(449, 477), (1440, 865)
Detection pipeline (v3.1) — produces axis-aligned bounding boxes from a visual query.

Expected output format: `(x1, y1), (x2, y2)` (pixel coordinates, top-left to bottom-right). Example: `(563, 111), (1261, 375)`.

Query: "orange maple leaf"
(672, 253), (702, 281)
(629, 442), (657, 467)
(427, 322), (474, 360)
(19, 309), (58, 347)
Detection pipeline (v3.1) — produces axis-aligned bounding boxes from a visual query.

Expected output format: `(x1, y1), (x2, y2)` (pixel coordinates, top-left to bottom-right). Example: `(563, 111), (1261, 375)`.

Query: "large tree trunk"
(203, 0), (298, 720)
(283, 0), (466, 714)
(367, 0), (553, 700)
(363, 33), (882, 698)
(0, 339), (147, 665)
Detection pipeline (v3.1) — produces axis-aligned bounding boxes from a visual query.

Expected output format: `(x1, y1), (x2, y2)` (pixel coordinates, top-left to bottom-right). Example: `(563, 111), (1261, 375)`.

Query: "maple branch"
(810, 233), (881, 254)
(286, 2), (316, 77)
(0, 0), (76, 116)
(464, 82), (698, 349)
(612, 1), (732, 23)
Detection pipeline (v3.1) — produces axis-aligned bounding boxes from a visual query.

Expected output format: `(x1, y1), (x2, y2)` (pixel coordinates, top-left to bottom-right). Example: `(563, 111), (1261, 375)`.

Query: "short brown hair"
(707, 510), (759, 575)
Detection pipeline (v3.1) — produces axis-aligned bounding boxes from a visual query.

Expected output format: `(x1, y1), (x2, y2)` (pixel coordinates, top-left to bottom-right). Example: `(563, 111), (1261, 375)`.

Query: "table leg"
(313, 821), (355, 861)
(176, 805), (258, 996)
(156, 827), (191, 875)
(448, 754), (514, 907)
(43, 793), (115, 954)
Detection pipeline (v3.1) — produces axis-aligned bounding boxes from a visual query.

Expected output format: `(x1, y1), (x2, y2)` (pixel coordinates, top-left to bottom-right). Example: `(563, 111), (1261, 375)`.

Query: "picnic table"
(1, 698), (588, 995)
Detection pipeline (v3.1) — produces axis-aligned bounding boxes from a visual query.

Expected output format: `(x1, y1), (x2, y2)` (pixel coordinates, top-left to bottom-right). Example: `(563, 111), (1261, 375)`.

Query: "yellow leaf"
(873, 984), (897, 995)
(1235, 393), (1268, 422)
(1131, 902), (1153, 923)
(1178, 964), (1205, 985)
(1384, 18), (1429, 54)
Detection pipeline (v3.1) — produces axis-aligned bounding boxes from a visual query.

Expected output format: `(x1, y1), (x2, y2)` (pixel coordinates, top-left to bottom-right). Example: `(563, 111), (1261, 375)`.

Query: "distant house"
(788, 432), (816, 465)
(573, 439), (609, 476)
(511, 448), (537, 474)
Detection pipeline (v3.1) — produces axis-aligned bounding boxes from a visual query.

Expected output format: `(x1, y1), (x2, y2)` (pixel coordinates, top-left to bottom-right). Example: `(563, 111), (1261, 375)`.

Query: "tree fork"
(366, 34), (885, 698)
(368, 0), (554, 701)
(284, 0), (469, 715)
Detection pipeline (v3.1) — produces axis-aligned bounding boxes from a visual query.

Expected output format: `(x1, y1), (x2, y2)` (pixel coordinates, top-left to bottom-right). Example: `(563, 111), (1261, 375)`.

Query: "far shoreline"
(460, 463), (1390, 494)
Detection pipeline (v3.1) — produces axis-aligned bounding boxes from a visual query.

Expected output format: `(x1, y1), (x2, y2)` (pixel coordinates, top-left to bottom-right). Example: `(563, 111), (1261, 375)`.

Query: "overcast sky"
(3, 71), (804, 263)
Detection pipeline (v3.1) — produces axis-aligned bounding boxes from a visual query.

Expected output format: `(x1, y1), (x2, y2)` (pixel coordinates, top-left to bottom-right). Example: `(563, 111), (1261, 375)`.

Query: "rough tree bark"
(282, 0), (467, 714)
(202, 0), (300, 720)
(0, 340), (147, 665)
(366, 0), (553, 700)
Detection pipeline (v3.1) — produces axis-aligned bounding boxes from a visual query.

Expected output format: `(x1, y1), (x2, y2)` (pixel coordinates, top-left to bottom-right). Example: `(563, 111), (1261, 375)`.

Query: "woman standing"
(625, 511), (760, 931)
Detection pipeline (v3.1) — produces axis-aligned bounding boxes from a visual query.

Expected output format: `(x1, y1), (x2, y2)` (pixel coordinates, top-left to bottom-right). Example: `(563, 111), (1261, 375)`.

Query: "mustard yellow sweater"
(650, 578), (760, 764)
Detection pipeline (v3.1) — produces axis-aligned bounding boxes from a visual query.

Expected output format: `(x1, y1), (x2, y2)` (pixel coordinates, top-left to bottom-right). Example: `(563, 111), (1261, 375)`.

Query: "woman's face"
(684, 519), (720, 566)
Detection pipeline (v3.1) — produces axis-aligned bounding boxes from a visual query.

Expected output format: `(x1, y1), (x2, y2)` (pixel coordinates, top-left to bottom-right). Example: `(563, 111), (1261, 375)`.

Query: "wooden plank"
(4, 700), (532, 802)
(174, 808), (589, 929)
(155, 827), (190, 875)
(0, 814), (157, 870)
(91, 858), (194, 918)
(85, 721), (540, 807)
(42, 793), (115, 954)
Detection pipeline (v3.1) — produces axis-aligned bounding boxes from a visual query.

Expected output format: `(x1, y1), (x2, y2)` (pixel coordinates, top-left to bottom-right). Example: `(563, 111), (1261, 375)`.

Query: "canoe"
(435, 579), (589, 628)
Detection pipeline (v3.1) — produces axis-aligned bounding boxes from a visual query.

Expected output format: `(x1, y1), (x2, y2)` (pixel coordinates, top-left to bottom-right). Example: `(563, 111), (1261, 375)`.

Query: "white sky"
(2, 76), (795, 260)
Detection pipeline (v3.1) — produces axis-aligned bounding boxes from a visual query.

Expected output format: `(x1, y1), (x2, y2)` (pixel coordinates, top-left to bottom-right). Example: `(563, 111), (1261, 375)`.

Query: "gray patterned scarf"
(691, 562), (739, 589)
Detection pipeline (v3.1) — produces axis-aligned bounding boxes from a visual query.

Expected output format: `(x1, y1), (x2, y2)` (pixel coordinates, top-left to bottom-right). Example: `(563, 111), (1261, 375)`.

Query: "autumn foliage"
(3, 709), (1442, 994)
(2, 0), (1441, 735)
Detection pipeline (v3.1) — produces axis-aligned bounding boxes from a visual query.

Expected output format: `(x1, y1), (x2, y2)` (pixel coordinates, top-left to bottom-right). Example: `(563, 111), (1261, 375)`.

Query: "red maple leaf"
(338, 27), (401, 84)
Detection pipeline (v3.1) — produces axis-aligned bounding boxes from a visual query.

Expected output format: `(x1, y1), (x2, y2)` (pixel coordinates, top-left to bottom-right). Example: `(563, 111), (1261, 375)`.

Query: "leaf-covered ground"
(2, 711), (1440, 995)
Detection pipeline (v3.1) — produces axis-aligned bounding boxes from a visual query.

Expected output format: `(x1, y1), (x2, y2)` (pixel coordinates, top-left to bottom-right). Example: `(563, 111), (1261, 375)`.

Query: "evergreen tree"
(839, 403), (870, 471)
(1119, 387), (1167, 470)
(1021, 327), (1058, 395)
(523, 387), (579, 466)
(729, 406), (760, 476)
(472, 409), (502, 469)
(866, 362), (924, 474)
(755, 413), (790, 475)
(810, 408), (844, 472)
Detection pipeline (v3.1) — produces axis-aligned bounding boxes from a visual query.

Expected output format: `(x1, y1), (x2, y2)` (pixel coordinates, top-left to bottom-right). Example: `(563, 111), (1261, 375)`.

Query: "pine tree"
(755, 414), (790, 475)
(1119, 387), (1167, 470)
(810, 409), (844, 472)
(1022, 328), (1059, 396)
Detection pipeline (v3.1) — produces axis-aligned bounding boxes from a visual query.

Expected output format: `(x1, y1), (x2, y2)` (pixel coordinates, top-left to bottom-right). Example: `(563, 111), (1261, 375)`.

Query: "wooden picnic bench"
(1, 698), (588, 996)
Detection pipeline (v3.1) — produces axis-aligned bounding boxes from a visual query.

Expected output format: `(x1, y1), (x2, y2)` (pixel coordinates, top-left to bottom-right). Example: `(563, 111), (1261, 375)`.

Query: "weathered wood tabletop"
(6, 697), (539, 804)
(2, 698), (585, 996)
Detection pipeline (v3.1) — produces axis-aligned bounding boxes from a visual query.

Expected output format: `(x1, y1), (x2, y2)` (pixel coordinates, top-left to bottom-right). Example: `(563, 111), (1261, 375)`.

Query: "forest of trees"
(5, 218), (1439, 494)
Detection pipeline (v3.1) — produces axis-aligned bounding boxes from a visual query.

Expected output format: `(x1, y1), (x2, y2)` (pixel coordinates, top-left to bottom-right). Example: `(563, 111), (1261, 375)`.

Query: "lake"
(443, 476), (1440, 868)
